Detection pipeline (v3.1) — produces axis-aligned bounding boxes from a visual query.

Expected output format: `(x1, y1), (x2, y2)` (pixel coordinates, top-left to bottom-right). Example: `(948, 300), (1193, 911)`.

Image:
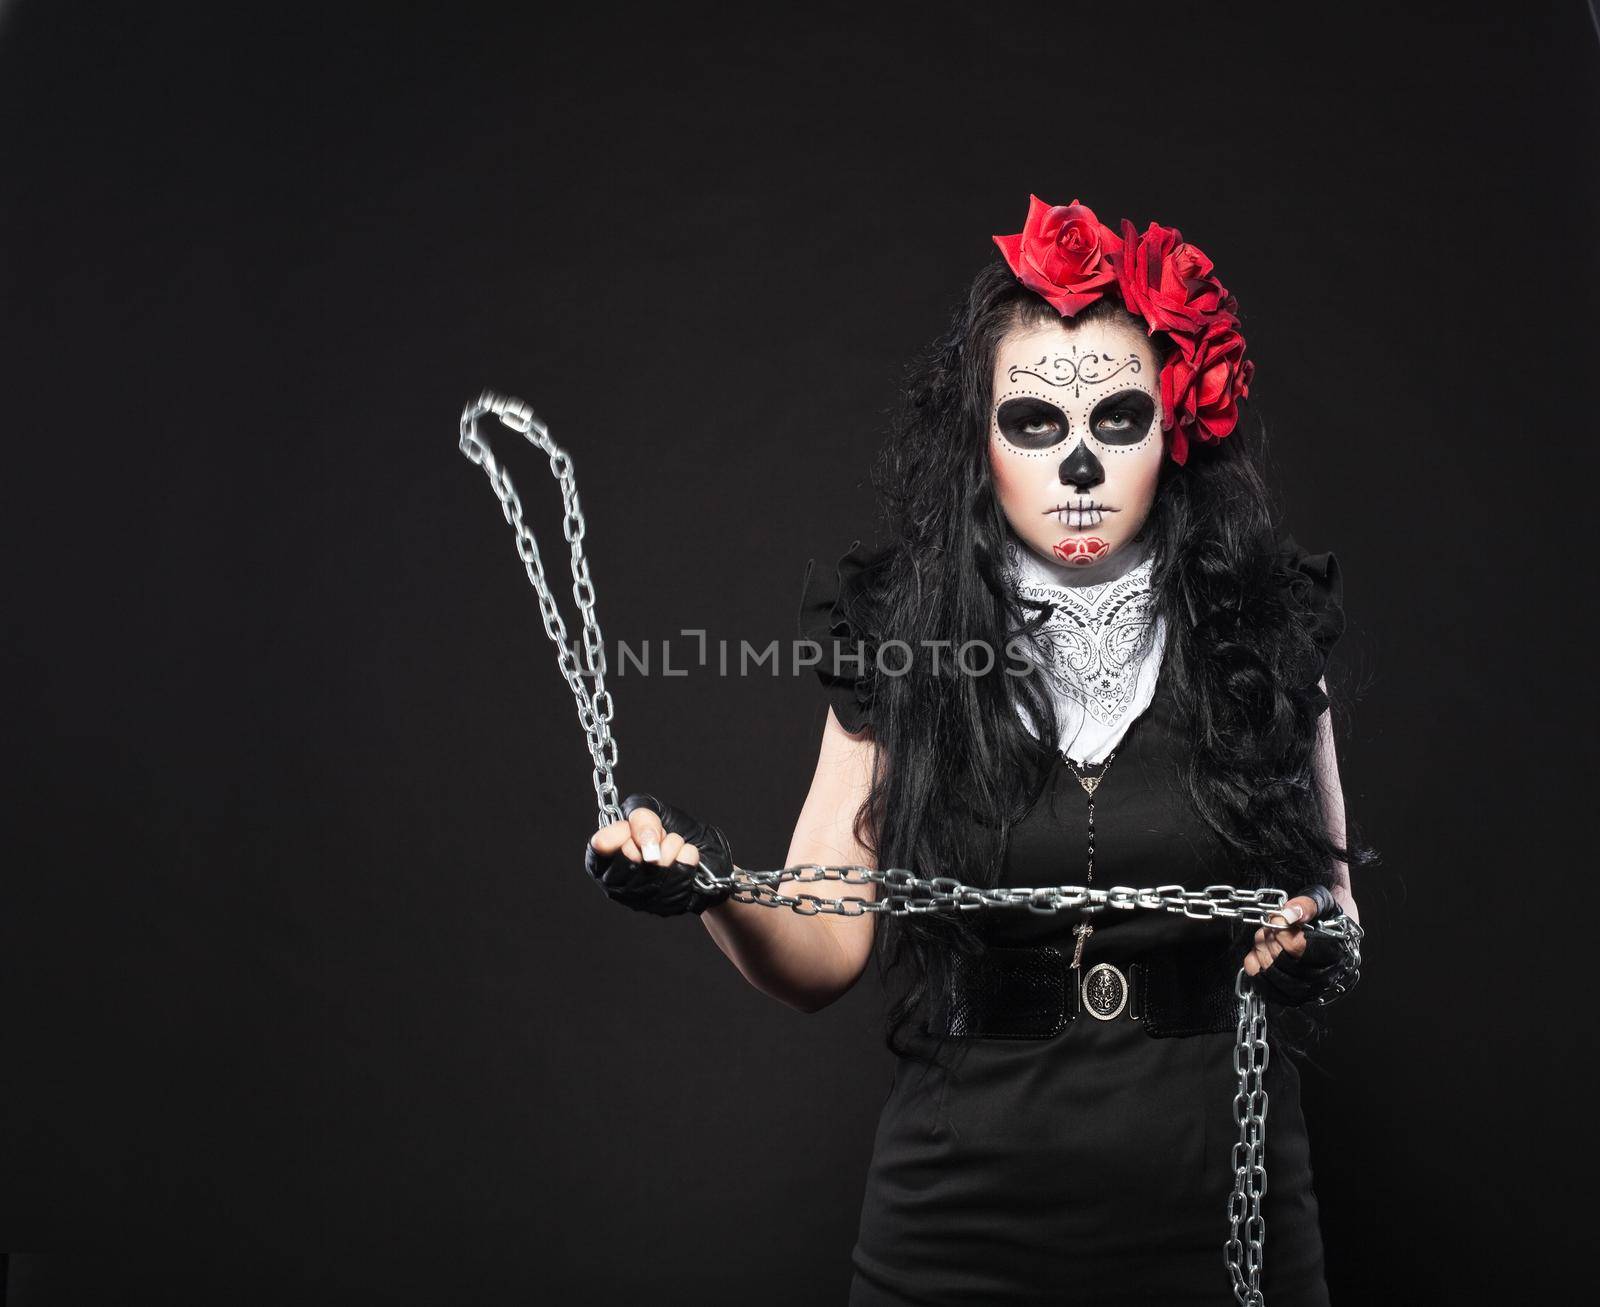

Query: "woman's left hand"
(1242, 885), (1363, 1007)
(1241, 894), (1320, 978)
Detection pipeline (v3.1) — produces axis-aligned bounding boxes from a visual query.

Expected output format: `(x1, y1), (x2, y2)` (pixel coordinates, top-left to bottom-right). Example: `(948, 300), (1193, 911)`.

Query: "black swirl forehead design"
(1007, 349), (1144, 399)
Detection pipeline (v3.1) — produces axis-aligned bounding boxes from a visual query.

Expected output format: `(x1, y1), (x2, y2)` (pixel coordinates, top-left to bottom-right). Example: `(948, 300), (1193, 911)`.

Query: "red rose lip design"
(1053, 536), (1111, 566)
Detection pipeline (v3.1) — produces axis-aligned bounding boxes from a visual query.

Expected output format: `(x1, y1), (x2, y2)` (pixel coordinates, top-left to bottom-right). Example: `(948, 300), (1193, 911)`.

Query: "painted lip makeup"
(1054, 536), (1111, 566)
(1044, 500), (1119, 530)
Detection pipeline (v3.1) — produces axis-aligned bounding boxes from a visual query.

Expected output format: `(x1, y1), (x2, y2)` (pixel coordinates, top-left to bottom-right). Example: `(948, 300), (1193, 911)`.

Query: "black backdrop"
(4, 1), (1596, 1302)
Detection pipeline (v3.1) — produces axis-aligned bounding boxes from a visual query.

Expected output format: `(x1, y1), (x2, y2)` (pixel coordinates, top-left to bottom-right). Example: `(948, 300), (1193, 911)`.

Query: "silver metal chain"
(459, 390), (623, 827)
(1228, 967), (1271, 1306)
(457, 390), (1364, 1307)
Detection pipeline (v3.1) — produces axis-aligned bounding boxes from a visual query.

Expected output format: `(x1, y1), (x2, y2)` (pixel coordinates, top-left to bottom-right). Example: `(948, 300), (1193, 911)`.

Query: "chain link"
(459, 391), (623, 827)
(1227, 966), (1270, 1305)
(457, 392), (1364, 1306)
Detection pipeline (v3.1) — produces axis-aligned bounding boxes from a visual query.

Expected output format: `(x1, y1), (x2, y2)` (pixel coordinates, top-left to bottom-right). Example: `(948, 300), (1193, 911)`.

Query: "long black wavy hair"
(845, 258), (1370, 1062)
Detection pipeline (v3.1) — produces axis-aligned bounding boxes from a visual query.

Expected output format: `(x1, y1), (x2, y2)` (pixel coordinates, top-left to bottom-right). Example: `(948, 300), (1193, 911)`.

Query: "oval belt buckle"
(1081, 962), (1129, 1021)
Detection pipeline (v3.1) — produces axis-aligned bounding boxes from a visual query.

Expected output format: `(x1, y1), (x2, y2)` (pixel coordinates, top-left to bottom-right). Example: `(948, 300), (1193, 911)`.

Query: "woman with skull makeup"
(586, 197), (1366, 1306)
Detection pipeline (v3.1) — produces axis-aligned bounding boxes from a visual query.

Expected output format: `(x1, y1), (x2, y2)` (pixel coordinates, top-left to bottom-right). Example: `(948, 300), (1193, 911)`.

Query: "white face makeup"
(989, 313), (1165, 579)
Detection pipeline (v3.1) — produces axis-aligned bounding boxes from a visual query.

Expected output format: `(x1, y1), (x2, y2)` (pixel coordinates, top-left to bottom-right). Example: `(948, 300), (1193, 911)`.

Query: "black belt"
(928, 939), (1244, 1040)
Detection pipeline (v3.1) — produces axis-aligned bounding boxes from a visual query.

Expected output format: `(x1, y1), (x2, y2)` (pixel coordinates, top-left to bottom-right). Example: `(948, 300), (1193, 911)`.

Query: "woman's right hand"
(583, 792), (734, 917)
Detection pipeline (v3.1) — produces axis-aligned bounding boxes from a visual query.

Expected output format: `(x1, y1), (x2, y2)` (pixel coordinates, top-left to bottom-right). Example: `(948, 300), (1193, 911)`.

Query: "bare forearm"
(699, 885), (869, 1013)
(701, 708), (880, 1012)
(700, 769), (880, 1013)
(1313, 685), (1361, 926)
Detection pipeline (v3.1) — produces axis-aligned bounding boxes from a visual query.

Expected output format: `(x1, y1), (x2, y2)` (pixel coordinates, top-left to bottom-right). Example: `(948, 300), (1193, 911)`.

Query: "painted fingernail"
(641, 838), (660, 862)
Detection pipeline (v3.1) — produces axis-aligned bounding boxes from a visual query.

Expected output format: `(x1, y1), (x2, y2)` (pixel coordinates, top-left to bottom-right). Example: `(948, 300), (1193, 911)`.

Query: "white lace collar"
(1002, 535), (1166, 765)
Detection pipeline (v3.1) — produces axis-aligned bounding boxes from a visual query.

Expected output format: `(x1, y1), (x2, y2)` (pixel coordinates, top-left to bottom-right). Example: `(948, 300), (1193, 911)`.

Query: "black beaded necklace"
(1061, 749), (1117, 971)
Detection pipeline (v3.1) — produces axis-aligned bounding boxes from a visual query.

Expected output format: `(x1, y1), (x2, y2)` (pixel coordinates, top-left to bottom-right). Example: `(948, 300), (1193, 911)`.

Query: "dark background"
(4, 1), (1595, 1302)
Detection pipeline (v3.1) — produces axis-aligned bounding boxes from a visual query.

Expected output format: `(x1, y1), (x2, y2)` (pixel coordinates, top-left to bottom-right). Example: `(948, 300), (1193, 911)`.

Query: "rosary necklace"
(1062, 749), (1117, 971)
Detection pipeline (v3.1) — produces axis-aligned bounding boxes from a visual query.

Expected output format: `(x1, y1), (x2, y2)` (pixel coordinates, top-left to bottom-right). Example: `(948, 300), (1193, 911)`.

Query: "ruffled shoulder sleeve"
(1276, 534), (1345, 713)
(796, 539), (893, 735)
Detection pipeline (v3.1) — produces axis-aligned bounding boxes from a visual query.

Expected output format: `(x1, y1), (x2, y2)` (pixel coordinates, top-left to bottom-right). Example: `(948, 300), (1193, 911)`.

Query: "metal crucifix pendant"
(1071, 920), (1093, 970)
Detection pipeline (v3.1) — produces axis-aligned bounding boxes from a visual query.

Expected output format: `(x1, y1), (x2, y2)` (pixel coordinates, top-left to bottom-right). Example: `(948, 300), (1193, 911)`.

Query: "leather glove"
(1255, 883), (1364, 1007)
(583, 792), (734, 917)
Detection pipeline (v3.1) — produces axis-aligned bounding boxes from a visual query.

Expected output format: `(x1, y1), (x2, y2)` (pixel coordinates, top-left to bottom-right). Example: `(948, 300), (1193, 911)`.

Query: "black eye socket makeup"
(1089, 389), (1156, 446)
(995, 396), (1070, 450)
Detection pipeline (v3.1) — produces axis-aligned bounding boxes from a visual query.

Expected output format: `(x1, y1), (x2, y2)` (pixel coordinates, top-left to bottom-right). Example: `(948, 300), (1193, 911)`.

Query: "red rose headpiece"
(992, 193), (1255, 466)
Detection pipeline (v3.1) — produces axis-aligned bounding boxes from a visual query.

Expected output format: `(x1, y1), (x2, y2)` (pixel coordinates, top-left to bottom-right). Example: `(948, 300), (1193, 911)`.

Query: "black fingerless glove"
(583, 793), (735, 917)
(1257, 884), (1365, 1008)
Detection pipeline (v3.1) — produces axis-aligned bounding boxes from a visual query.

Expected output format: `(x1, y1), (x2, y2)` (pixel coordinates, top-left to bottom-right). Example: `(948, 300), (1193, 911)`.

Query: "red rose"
(1114, 218), (1233, 337)
(1160, 319), (1254, 466)
(993, 194), (1124, 318)
(993, 195), (1256, 466)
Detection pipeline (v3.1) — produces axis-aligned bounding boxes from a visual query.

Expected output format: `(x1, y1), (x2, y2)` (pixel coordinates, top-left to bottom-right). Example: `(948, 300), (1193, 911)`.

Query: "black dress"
(796, 540), (1345, 1307)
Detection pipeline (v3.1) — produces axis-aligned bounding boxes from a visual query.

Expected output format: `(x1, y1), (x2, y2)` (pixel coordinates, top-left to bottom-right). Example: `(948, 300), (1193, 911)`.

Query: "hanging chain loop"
(459, 390), (623, 827)
(456, 392), (1364, 1307)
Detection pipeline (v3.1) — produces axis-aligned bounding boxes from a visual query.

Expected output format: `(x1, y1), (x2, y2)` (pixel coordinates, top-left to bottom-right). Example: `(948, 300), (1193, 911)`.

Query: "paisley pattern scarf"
(1002, 537), (1166, 765)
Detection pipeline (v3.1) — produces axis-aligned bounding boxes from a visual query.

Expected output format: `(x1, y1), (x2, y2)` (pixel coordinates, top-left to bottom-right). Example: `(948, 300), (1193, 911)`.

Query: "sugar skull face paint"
(989, 313), (1165, 577)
